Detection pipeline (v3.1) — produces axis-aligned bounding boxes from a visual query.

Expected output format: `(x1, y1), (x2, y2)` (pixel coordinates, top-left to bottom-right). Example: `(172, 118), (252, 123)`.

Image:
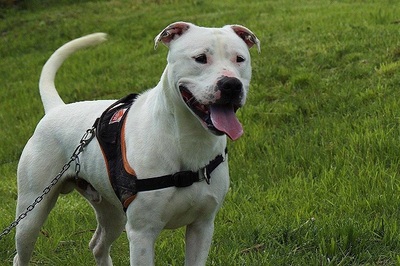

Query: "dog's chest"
(162, 186), (222, 229)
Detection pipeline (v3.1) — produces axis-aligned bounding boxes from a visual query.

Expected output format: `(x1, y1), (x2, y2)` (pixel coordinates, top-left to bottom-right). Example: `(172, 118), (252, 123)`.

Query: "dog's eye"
(236, 55), (245, 63)
(194, 54), (208, 64)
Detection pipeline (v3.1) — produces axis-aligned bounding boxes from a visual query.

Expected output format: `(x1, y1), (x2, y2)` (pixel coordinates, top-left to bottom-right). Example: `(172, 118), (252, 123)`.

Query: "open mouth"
(179, 86), (243, 140)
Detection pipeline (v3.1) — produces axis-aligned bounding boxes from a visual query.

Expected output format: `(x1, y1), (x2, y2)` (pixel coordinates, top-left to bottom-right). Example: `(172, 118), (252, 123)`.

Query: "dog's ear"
(229, 25), (261, 53)
(154, 22), (191, 49)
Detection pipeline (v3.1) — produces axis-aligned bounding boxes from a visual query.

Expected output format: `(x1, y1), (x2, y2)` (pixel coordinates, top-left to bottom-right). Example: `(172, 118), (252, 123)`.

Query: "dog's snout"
(217, 77), (243, 102)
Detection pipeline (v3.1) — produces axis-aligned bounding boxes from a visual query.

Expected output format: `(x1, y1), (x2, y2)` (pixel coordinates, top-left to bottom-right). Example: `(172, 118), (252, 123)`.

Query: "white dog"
(13, 22), (259, 265)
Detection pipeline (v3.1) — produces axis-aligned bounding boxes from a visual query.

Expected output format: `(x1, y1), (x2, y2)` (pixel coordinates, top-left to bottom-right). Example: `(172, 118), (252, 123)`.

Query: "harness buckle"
(203, 167), (211, 185)
(172, 171), (197, 187)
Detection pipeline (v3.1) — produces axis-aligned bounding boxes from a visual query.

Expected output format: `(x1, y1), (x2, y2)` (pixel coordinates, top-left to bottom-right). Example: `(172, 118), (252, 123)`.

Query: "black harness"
(95, 94), (227, 210)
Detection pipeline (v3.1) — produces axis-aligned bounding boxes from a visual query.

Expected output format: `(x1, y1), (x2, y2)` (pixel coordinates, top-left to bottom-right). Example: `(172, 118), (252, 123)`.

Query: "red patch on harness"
(109, 108), (127, 124)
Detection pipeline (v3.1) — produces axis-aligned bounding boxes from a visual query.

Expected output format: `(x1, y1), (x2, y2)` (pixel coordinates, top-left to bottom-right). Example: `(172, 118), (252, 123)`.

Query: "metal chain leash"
(0, 126), (96, 241)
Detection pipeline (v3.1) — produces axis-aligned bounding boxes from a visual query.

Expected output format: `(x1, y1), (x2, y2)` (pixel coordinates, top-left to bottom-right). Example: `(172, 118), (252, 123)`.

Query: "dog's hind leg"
(81, 194), (126, 266)
(13, 186), (60, 266)
(13, 139), (71, 266)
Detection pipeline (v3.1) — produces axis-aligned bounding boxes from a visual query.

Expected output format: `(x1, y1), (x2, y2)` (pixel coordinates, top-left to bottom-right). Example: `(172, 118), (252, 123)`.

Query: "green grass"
(1, 0), (400, 265)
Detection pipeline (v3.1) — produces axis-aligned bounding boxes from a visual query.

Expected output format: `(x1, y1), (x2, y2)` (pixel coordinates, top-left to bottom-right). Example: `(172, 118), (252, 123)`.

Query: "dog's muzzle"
(179, 76), (245, 140)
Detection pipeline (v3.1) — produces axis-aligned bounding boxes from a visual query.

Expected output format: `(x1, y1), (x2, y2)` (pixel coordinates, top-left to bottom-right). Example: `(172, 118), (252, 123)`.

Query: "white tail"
(39, 33), (108, 114)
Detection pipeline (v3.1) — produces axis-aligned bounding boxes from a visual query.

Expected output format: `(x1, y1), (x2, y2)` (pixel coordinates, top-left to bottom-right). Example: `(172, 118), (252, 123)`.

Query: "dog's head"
(155, 22), (260, 140)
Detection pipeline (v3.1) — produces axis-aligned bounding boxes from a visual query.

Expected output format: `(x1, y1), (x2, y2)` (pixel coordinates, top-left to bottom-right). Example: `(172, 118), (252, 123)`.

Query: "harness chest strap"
(95, 94), (227, 211)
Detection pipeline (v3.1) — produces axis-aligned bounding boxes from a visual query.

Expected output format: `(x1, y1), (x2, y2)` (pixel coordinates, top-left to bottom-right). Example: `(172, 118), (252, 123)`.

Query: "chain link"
(0, 127), (96, 241)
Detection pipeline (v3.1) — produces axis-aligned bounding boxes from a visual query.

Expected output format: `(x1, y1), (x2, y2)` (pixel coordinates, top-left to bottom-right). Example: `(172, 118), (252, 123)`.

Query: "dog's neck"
(157, 70), (227, 157)
(123, 73), (226, 174)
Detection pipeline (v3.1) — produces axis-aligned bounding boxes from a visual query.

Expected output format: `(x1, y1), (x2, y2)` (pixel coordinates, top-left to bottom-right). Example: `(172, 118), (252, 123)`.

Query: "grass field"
(1, 0), (400, 265)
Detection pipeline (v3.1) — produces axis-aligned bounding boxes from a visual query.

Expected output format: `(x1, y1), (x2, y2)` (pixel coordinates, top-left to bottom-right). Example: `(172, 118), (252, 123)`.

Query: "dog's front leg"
(126, 227), (159, 265)
(184, 218), (215, 266)
(125, 209), (162, 266)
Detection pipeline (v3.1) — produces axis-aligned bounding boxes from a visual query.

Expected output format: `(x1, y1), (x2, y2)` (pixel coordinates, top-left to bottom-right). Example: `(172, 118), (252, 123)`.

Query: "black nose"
(216, 77), (243, 103)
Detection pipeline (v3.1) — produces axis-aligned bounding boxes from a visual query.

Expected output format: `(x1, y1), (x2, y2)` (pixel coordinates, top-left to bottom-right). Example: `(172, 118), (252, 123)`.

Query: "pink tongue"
(210, 105), (243, 140)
